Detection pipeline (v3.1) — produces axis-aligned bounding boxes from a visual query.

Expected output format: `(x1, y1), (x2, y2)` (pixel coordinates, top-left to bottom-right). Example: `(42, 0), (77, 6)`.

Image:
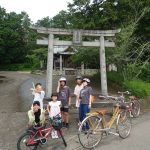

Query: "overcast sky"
(0, 0), (73, 23)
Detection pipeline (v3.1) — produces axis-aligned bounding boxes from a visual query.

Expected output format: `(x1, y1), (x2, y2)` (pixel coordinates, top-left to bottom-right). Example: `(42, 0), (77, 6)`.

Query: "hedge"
(123, 80), (150, 98)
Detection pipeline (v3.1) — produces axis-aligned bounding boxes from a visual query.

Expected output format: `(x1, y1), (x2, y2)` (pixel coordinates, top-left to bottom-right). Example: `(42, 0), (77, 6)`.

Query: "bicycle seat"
(129, 96), (136, 100)
(32, 124), (46, 130)
(119, 103), (130, 110)
(96, 109), (108, 115)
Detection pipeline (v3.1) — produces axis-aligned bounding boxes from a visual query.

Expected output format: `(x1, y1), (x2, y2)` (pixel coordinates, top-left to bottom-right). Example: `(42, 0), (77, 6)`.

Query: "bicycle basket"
(50, 115), (62, 130)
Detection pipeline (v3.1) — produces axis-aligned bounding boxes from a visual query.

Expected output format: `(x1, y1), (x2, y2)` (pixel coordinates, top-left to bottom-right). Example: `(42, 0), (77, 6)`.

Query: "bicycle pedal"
(40, 138), (47, 144)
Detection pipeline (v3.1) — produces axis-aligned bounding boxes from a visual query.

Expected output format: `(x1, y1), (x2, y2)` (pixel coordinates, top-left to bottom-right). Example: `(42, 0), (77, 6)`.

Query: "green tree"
(26, 48), (48, 69)
(71, 47), (100, 68)
(36, 16), (52, 28)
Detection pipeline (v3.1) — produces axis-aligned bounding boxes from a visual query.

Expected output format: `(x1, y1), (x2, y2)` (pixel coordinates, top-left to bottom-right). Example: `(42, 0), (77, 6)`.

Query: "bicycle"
(117, 91), (141, 118)
(17, 115), (67, 150)
(78, 95), (132, 149)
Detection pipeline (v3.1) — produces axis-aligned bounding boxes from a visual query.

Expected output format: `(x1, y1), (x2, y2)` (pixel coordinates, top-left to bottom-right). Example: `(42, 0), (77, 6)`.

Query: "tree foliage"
(0, 7), (37, 64)
(0, 0), (149, 74)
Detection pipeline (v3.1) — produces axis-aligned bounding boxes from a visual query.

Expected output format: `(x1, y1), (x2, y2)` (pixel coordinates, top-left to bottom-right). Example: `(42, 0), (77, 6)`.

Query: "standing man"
(74, 76), (83, 125)
(74, 76), (83, 109)
(79, 78), (94, 123)
(57, 77), (71, 128)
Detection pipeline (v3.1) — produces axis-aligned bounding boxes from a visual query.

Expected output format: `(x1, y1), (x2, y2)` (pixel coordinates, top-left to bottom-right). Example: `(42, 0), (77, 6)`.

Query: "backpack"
(50, 114), (62, 130)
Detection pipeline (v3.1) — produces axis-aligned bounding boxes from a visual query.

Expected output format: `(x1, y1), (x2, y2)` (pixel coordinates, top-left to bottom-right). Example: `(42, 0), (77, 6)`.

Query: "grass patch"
(0, 63), (33, 71)
(123, 80), (150, 98)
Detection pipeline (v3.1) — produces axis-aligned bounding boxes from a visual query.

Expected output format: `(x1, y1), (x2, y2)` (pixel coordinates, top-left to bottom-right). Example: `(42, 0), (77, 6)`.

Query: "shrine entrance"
(32, 27), (120, 97)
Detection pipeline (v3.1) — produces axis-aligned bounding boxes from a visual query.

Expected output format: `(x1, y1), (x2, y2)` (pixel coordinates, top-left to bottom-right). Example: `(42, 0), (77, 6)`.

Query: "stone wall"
(53, 69), (99, 76)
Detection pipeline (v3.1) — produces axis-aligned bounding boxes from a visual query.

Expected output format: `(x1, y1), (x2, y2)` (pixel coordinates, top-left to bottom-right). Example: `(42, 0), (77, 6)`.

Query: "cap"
(76, 75), (83, 80)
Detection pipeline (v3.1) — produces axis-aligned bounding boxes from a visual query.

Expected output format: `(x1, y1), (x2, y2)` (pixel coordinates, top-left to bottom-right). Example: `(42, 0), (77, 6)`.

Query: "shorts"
(61, 106), (69, 113)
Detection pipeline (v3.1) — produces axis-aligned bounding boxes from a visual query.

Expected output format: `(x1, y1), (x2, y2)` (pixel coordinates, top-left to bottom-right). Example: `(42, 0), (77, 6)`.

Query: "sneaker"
(54, 131), (58, 138)
(66, 123), (69, 129)
(78, 122), (81, 127)
(51, 130), (58, 139)
(62, 122), (66, 127)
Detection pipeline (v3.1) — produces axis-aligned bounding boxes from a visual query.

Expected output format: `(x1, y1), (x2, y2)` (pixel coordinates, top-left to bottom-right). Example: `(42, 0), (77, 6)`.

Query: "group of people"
(28, 76), (94, 130)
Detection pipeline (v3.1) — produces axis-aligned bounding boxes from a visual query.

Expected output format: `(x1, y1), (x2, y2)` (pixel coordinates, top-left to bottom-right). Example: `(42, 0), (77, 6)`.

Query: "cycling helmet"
(59, 77), (66, 82)
(76, 75), (83, 80)
(83, 78), (90, 83)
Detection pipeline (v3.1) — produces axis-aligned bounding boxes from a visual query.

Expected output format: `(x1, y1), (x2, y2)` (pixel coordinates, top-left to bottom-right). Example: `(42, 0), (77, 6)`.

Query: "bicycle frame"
(86, 105), (127, 133)
(26, 126), (53, 146)
(102, 106), (121, 129)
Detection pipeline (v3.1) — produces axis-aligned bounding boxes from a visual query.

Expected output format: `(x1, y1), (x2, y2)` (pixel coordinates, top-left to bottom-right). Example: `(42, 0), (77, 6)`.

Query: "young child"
(57, 77), (71, 128)
(28, 101), (45, 127)
(47, 93), (62, 138)
(31, 83), (45, 110)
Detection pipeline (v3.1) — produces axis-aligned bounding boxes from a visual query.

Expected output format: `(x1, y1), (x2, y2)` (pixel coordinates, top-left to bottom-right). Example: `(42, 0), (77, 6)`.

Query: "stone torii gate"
(32, 27), (120, 97)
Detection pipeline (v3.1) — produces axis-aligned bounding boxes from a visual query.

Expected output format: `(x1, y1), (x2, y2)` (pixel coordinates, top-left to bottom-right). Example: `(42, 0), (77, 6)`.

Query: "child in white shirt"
(47, 93), (62, 138)
(31, 83), (45, 110)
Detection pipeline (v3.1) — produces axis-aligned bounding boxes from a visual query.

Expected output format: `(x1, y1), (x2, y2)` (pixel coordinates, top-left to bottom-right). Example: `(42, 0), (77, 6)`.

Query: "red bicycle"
(17, 116), (67, 150)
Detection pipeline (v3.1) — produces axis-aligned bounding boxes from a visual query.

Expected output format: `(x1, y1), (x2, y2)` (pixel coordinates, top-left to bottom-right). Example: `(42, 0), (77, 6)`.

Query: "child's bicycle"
(78, 95), (132, 149)
(117, 91), (141, 118)
(17, 114), (67, 150)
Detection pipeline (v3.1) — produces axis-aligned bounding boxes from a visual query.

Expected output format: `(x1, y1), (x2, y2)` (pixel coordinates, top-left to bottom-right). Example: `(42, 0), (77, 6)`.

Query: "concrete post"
(60, 54), (62, 74)
(100, 36), (108, 95)
(81, 63), (85, 75)
(46, 34), (54, 97)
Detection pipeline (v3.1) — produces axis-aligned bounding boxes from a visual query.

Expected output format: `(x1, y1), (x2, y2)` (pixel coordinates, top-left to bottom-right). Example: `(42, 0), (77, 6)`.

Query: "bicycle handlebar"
(118, 91), (130, 95)
(99, 95), (119, 101)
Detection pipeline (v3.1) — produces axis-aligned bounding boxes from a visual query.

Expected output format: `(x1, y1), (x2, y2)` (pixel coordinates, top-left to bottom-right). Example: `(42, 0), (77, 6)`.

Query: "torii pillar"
(46, 34), (54, 97)
(100, 36), (107, 95)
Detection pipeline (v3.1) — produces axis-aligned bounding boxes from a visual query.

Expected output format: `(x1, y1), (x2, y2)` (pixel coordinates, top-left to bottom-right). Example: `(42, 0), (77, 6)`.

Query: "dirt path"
(0, 71), (32, 113)
(0, 71), (32, 149)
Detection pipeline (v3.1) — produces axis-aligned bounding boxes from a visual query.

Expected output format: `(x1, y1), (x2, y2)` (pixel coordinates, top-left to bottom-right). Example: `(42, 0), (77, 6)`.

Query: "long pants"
(79, 104), (90, 122)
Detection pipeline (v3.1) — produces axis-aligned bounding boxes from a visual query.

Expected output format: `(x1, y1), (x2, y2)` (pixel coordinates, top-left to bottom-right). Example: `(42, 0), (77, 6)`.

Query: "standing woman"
(79, 78), (94, 123)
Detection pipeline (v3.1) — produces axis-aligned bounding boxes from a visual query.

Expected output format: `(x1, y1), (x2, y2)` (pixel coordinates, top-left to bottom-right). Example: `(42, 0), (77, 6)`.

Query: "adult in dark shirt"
(57, 77), (71, 128)
(79, 78), (93, 123)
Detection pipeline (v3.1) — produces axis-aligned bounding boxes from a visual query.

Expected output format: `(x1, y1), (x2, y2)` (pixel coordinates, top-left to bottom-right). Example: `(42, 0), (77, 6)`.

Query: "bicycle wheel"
(58, 129), (67, 147)
(17, 132), (38, 150)
(116, 111), (131, 139)
(78, 115), (103, 149)
(131, 100), (140, 117)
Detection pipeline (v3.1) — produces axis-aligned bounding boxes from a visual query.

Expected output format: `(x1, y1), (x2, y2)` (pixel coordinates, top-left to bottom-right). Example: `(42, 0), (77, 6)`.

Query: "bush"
(123, 80), (150, 98)
(107, 71), (124, 86)
(92, 71), (150, 99)
(139, 64), (150, 83)
(0, 63), (33, 71)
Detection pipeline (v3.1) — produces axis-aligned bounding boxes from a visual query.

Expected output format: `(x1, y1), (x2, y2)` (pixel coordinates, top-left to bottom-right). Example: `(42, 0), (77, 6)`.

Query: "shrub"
(0, 63), (33, 71)
(107, 71), (124, 86)
(139, 64), (150, 83)
(123, 80), (150, 98)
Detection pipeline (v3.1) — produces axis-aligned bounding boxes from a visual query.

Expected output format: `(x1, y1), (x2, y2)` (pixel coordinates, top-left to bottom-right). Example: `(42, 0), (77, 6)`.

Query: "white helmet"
(83, 78), (90, 83)
(59, 77), (66, 82)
